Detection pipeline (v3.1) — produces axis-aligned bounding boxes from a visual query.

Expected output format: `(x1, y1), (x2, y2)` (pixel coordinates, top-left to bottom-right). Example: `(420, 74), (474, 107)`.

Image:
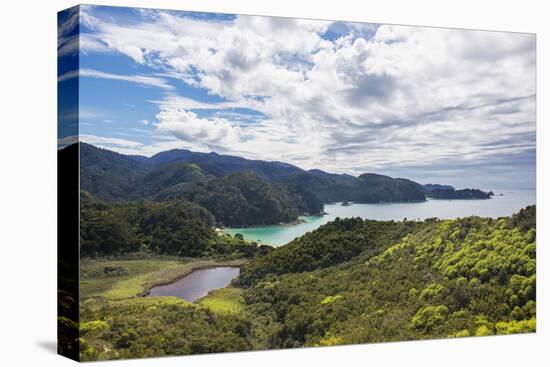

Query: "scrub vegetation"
(77, 206), (536, 360)
(66, 144), (535, 360)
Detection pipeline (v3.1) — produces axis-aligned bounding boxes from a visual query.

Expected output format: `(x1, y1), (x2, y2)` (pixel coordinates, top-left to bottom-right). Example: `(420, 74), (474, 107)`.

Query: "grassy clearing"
(199, 287), (244, 314)
(80, 256), (246, 300)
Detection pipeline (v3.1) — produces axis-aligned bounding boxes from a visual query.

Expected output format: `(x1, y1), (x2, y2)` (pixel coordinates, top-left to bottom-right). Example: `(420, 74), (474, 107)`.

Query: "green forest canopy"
(80, 192), (269, 259)
(74, 143), (492, 228)
(78, 206), (536, 360)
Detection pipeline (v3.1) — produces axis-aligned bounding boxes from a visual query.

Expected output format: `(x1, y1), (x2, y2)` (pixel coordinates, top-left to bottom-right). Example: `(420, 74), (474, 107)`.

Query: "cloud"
(80, 134), (144, 149)
(345, 73), (395, 105)
(57, 134), (78, 149)
(78, 7), (536, 188)
(58, 7), (79, 57)
(150, 95), (239, 111)
(79, 34), (111, 54)
(155, 109), (241, 150)
(82, 68), (174, 90)
(57, 68), (174, 91)
(58, 35), (79, 57)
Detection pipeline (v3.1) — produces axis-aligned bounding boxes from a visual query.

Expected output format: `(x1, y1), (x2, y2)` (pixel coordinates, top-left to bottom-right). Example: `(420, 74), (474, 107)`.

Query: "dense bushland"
(181, 171), (324, 227)
(238, 206), (536, 347)
(80, 193), (265, 258)
(79, 207), (536, 359)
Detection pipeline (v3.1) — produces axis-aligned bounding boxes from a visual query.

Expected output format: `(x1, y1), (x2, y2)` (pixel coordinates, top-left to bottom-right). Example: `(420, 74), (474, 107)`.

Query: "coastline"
(220, 212), (327, 231)
(219, 191), (534, 247)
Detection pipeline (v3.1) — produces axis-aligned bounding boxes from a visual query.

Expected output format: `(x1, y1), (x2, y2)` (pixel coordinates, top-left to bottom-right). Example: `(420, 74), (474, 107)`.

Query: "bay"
(224, 189), (535, 247)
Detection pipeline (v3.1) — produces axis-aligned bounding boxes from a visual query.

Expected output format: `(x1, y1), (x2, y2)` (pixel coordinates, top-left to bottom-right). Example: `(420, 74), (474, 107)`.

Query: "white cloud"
(58, 35), (79, 57)
(80, 34), (111, 54)
(80, 134), (143, 149)
(150, 95), (241, 111)
(57, 69), (78, 83)
(58, 7), (79, 57)
(57, 134), (78, 149)
(58, 68), (174, 91)
(79, 7), (536, 186)
(81, 68), (173, 90)
(155, 109), (241, 149)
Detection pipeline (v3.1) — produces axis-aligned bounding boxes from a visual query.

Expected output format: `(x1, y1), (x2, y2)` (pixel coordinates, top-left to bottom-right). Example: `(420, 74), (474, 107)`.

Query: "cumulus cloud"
(78, 6), (536, 187)
(155, 109), (241, 150)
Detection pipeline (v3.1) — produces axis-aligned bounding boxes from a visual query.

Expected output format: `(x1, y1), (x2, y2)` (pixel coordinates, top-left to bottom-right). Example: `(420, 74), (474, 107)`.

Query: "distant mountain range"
(64, 143), (492, 226)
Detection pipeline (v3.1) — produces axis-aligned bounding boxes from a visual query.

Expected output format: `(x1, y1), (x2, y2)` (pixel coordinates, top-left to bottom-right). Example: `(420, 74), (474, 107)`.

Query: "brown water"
(148, 267), (240, 302)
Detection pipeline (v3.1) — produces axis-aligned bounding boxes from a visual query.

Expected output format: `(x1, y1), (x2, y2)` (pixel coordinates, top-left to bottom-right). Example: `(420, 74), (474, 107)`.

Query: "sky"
(58, 5), (536, 189)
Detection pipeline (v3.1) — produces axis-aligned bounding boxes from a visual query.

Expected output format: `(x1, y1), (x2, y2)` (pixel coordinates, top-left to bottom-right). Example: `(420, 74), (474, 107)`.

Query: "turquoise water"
(224, 189), (535, 247)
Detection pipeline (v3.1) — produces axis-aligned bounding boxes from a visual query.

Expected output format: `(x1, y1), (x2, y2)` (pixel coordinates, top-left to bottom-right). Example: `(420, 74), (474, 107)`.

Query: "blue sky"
(58, 5), (536, 189)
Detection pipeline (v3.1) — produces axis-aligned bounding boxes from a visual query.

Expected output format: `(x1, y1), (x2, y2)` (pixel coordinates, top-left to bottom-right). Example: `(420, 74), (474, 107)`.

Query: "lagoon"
(148, 267), (240, 302)
(224, 189), (535, 247)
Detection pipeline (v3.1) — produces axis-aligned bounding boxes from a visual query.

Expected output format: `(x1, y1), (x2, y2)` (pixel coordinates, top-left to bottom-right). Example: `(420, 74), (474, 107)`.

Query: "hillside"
(181, 171), (324, 227)
(79, 143), (430, 204)
(283, 172), (427, 203)
(80, 143), (211, 202)
(237, 205), (536, 346)
(79, 143), (148, 201)
(77, 143), (322, 226)
(129, 161), (213, 201)
(74, 143), (492, 223)
(422, 184), (456, 191)
(80, 196), (267, 258)
(78, 206), (536, 359)
(425, 188), (494, 200)
(139, 148), (304, 181)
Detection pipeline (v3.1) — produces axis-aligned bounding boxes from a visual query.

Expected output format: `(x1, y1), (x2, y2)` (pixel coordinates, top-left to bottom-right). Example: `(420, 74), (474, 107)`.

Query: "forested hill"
(79, 142), (210, 202)
(236, 205), (536, 346)
(177, 171), (324, 227)
(76, 143), (323, 226)
(422, 184), (493, 200)
(424, 188), (494, 200)
(72, 143), (488, 212)
(144, 147), (304, 181)
(79, 193), (271, 258)
(78, 206), (536, 359)
(79, 142), (149, 201)
(280, 171), (426, 203)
